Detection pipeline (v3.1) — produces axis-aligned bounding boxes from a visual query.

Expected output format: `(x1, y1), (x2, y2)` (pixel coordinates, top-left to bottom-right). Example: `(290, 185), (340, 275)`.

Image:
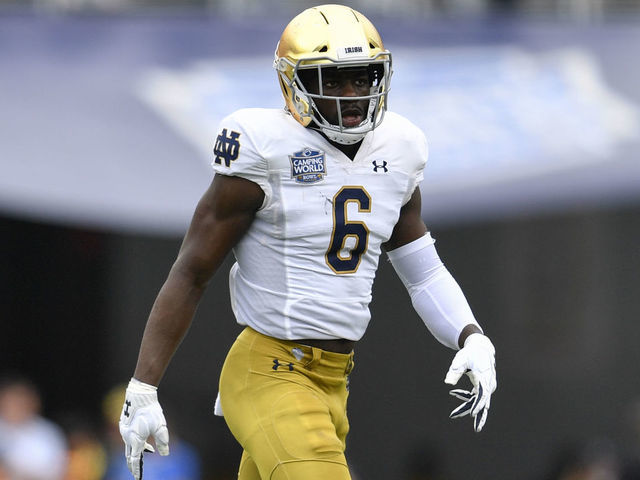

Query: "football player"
(119, 5), (497, 480)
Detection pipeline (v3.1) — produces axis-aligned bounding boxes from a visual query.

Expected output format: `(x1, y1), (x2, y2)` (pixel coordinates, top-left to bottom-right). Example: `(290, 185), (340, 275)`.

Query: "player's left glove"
(445, 333), (496, 432)
(119, 378), (170, 479)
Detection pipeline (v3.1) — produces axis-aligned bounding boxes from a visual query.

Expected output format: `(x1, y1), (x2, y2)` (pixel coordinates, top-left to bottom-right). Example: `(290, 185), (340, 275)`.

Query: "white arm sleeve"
(387, 232), (482, 350)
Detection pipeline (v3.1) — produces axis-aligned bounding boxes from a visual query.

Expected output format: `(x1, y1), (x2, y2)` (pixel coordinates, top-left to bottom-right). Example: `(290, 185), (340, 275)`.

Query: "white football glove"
(119, 378), (170, 479)
(444, 333), (497, 432)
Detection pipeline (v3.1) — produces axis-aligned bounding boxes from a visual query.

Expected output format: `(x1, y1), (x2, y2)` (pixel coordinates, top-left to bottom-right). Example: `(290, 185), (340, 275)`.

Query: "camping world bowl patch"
(289, 148), (327, 184)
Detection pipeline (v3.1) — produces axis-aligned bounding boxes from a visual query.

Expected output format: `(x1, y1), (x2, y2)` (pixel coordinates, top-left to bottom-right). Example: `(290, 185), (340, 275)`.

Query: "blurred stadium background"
(1, 0), (640, 479)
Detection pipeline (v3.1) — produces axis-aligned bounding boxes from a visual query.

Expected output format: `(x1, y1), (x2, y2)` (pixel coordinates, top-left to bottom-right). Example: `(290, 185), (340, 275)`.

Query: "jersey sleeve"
(211, 112), (272, 207)
(402, 122), (429, 205)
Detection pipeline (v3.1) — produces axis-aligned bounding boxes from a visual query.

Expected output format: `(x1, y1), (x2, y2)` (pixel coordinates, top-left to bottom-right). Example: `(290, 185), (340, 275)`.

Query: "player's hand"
(444, 333), (496, 432)
(119, 378), (170, 479)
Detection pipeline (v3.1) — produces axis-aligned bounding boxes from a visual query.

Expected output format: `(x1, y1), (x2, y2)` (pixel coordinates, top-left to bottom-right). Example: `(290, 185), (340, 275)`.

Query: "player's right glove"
(444, 333), (497, 432)
(119, 378), (170, 480)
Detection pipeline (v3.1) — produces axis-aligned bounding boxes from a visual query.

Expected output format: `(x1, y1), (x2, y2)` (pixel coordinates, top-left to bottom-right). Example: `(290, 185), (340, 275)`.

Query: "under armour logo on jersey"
(372, 160), (388, 172)
(124, 400), (131, 417)
(214, 128), (241, 167)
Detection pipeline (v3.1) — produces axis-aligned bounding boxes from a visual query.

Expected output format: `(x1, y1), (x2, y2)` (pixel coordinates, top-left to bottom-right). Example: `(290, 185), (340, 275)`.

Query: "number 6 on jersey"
(325, 186), (371, 274)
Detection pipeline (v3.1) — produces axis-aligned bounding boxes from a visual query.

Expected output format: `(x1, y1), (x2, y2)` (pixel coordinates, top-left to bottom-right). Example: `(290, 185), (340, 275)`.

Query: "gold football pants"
(219, 327), (354, 480)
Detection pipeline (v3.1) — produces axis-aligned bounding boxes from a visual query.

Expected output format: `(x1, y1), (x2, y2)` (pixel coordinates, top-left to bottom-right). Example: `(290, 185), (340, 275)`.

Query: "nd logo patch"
(214, 128), (241, 167)
(289, 148), (326, 184)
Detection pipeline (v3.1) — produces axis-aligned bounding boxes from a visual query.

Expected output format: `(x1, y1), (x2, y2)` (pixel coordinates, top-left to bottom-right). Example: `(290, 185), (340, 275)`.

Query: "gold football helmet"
(274, 4), (392, 144)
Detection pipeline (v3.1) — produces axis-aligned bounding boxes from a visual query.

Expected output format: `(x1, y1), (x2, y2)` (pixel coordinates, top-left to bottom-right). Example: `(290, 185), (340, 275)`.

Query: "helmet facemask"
(275, 53), (392, 145)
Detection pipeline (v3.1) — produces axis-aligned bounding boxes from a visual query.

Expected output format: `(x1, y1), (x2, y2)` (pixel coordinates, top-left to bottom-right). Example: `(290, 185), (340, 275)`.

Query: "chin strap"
(314, 125), (368, 145)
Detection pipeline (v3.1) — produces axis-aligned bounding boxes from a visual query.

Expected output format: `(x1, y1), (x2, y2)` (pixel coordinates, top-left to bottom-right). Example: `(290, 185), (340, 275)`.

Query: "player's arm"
(383, 188), (481, 348)
(119, 173), (264, 479)
(383, 188), (497, 432)
(134, 173), (264, 385)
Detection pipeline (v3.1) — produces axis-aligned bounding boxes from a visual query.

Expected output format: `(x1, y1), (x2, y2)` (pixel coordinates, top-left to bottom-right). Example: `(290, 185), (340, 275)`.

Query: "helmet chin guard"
(321, 118), (372, 145)
(274, 5), (392, 144)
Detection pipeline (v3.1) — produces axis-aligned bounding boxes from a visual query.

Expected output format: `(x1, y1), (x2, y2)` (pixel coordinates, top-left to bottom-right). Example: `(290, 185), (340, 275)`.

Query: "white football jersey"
(211, 108), (427, 341)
